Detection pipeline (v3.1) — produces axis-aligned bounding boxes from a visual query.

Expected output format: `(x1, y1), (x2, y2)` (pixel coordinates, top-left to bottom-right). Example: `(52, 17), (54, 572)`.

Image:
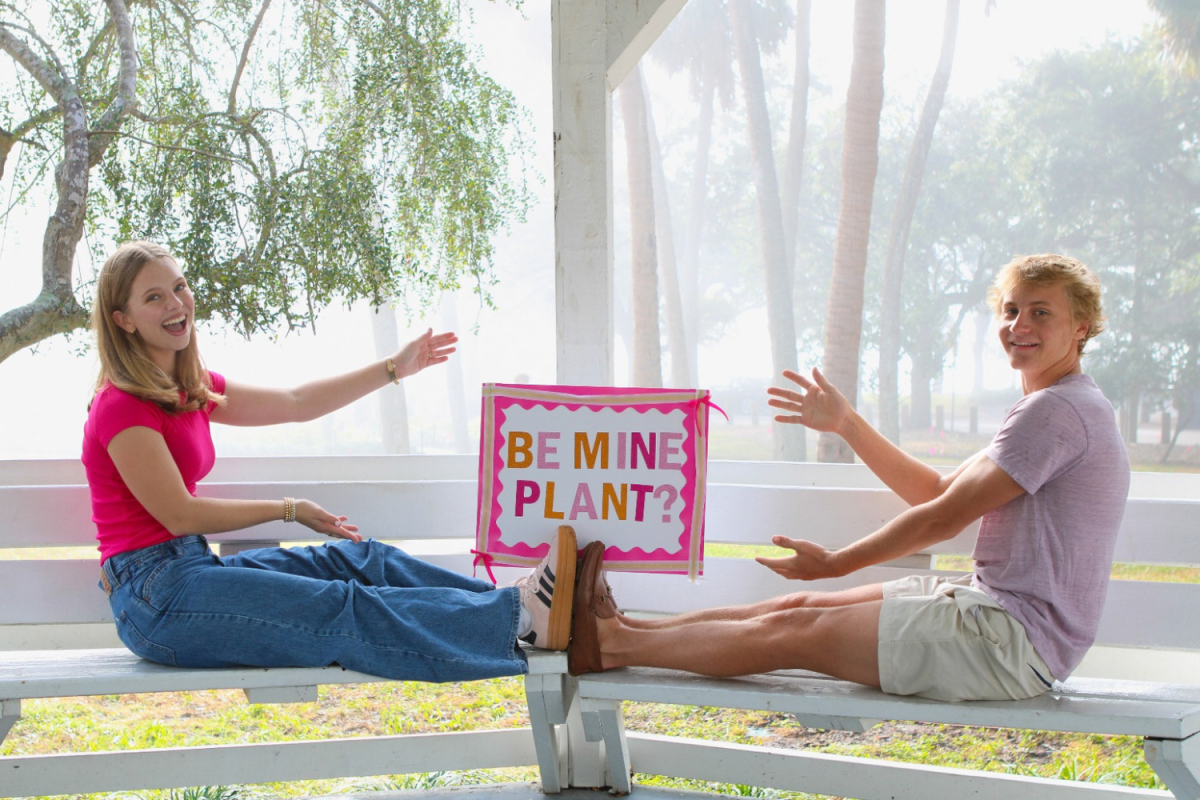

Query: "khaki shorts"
(878, 575), (1054, 703)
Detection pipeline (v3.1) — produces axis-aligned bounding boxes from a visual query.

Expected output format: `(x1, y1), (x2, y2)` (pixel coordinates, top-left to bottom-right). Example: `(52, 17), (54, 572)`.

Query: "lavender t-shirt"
(975, 374), (1129, 681)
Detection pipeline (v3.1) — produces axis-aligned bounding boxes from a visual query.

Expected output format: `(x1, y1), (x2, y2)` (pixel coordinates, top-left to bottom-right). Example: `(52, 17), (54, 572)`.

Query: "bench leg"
(1146, 734), (1200, 800)
(0, 699), (18, 746)
(243, 685), (319, 704)
(525, 673), (576, 794)
(581, 697), (632, 796)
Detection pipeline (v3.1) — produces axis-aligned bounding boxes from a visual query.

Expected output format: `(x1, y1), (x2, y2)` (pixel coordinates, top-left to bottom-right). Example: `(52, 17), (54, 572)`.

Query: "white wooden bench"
(525, 461), (1200, 800)
(0, 455), (568, 797)
(2, 456), (1198, 799)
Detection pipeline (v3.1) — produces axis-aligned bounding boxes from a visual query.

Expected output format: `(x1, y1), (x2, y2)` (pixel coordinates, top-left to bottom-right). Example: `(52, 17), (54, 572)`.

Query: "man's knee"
(768, 591), (820, 611)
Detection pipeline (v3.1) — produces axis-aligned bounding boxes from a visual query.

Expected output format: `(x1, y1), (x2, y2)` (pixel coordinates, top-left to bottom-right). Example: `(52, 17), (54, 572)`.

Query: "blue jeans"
(101, 536), (528, 682)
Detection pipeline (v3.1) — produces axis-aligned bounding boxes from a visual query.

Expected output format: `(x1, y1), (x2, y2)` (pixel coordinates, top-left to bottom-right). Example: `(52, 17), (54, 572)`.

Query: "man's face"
(997, 281), (1090, 390)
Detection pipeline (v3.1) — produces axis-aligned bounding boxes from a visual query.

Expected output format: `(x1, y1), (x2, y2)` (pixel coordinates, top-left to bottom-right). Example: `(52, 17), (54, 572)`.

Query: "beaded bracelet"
(283, 496), (296, 523)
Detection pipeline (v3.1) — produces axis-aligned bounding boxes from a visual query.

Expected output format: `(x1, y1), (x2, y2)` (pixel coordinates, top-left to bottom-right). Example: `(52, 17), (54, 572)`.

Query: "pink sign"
(476, 384), (713, 578)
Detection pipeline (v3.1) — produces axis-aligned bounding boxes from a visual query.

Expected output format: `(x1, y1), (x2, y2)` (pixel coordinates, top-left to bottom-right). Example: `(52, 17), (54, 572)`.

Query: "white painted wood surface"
(0, 728), (536, 797)
(550, 0), (687, 385)
(626, 733), (1172, 800)
(576, 668), (1200, 740)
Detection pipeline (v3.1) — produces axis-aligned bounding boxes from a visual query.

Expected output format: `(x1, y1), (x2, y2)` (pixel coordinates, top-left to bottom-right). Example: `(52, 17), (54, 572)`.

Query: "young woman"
(83, 241), (575, 682)
(569, 254), (1130, 702)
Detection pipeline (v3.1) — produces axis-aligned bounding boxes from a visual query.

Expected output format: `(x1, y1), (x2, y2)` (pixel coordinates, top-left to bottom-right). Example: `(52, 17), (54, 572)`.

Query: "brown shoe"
(596, 567), (622, 618)
(568, 541), (617, 676)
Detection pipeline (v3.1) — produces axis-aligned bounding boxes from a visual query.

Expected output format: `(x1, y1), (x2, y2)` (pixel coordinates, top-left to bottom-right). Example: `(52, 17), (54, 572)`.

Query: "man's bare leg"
(620, 583), (885, 629)
(596, 599), (883, 687)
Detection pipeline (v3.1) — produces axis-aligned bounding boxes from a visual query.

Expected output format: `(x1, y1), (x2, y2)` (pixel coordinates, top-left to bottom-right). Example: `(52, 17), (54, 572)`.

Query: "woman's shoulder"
(88, 381), (164, 428)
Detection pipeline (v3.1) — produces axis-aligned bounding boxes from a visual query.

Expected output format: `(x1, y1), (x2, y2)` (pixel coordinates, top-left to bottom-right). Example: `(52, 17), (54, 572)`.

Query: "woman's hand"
(755, 535), (841, 581)
(391, 328), (458, 380)
(296, 499), (362, 542)
(766, 367), (852, 434)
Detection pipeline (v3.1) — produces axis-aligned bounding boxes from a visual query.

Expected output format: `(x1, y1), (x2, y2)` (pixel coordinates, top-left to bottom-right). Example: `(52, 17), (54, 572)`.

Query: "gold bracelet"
(385, 358), (400, 385)
(283, 496), (296, 523)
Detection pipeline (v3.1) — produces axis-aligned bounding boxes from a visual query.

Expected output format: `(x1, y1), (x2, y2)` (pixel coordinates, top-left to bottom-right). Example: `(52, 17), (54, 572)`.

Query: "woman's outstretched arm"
(211, 328), (458, 427)
(107, 427), (361, 540)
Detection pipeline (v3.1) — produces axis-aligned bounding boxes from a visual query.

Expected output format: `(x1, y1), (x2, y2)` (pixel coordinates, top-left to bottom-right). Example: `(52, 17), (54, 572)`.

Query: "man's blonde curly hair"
(986, 254), (1107, 356)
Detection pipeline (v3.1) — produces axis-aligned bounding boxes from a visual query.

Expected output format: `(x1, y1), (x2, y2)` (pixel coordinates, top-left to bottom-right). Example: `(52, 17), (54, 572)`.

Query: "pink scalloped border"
(475, 384), (709, 575)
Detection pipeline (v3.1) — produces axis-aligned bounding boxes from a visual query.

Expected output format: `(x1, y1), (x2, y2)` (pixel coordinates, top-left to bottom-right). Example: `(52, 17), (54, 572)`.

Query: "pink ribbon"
(471, 549), (499, 584)
(692, 393), (730, 422)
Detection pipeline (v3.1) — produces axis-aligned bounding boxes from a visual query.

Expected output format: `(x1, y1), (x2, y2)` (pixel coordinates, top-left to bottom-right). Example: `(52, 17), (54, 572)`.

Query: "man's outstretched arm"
(757, 454), (1024, 580)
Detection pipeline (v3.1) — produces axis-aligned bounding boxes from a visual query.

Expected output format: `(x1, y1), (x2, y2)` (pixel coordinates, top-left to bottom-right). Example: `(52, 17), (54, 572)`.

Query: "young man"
(569, 254), (1129, 702)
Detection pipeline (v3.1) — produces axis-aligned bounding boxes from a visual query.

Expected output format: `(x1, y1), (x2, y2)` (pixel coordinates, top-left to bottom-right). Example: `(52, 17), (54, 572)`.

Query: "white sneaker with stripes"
(515, 525), (577, 651)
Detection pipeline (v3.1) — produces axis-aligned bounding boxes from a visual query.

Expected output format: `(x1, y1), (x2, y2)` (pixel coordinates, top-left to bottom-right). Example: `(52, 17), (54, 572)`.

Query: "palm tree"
(818, 0), (886, 463)
(729, 0), (807, 461)
(1148, 0), (1200, 72)
(651, 0), (740, 388)
(645, 89), (691, 388)
(620, 65), (664, 388)
(877, 0), (961, 444)
(782, 0), (813, 273)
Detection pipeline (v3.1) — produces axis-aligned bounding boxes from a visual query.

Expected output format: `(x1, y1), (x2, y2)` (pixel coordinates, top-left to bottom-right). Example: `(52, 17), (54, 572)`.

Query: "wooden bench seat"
(525, 664), (1200, 799)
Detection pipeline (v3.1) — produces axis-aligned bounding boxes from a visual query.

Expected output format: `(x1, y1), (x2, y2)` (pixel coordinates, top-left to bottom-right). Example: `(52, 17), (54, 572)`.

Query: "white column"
(551, 0), (687, 386)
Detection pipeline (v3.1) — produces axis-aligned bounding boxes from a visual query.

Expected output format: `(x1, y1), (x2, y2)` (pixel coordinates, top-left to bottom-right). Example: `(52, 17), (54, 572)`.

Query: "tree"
(991, 41), (1200, 444)
(780, 0), (812, 276)
(877, 0), (960, 444)
(644, 91), (690, 388)
(818, 0), (885, 463)
(0, 0), (530, 364)
(651, 0), (739, 388)
(729, 0), (807, 461)
(1148, 0), (1200, 72)
(619, 65), (663, 388)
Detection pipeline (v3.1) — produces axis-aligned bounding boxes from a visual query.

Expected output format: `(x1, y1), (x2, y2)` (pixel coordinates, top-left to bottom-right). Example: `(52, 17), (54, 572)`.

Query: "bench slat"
(9, 456), (1198, 498)
(627, 732), (1172, 800)
(0, 647), (565, 702)
(7, 557), (1198, 651)
(0, 728), (535, 796)
(577, 668), (1200, 740)
(7, 482), (1198, 566)
(2, 481), (480, 548)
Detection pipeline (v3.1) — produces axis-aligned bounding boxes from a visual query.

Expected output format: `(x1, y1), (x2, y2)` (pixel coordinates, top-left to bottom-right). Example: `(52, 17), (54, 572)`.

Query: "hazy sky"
(0, 1), (1160, 459)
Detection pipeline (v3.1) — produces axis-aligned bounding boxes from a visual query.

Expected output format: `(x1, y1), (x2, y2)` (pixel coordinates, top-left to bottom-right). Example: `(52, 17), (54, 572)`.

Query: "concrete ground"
(309, 782), (741, 800)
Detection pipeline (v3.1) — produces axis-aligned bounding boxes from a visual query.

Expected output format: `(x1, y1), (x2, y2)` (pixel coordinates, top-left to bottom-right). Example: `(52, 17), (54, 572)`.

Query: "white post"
(551, 0), (688, 386)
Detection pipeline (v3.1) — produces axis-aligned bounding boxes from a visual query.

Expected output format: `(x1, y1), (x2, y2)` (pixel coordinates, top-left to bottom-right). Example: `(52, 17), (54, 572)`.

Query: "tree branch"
(0, 22), (68, 104)
(0, 292), (89, 365)
(13, 105), (62, 140)
(228, 0), (273, 114)
(88, 0), (139, 167)
(77, 16), (116, 77)
(0, 7), (91, 360)
(0, 127), (13, 180)
(88, 129), (252, 168)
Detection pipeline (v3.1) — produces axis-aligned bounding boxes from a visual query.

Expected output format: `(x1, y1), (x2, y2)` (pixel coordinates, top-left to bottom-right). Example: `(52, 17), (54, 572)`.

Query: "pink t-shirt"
(82, 372), (225, 562)
(976, 374), (1129, 681)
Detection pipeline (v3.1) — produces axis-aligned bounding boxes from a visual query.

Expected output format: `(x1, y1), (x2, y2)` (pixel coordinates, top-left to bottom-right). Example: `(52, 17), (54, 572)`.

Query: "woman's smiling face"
(112, 257), (195, 373)
(997, 281), (1091, 393)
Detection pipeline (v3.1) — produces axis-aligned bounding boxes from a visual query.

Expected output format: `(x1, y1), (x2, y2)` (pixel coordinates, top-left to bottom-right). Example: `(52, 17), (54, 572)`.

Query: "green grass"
(0, 678), (1172, 800)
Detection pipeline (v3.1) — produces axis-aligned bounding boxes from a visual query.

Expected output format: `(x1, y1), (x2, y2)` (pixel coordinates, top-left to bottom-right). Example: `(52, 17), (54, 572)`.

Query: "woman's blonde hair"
(986, 253), (1107, 355)
(92, 241), (223, 413)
